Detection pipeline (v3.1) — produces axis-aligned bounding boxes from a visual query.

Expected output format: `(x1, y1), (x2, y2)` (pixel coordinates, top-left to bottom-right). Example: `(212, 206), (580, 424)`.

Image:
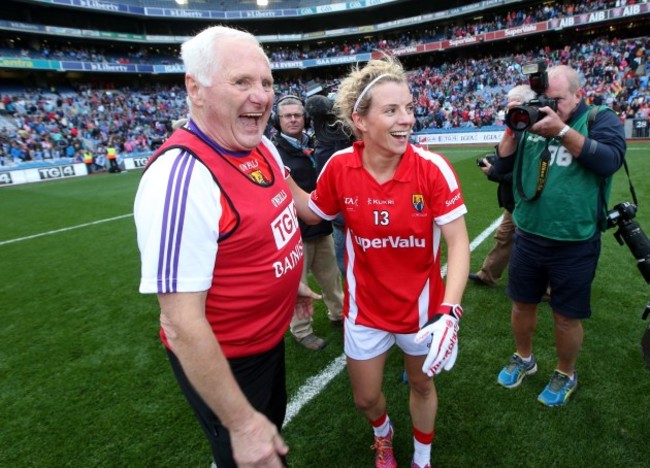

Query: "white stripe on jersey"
(344, 228), (359, 322)
(315, 146), (353, 183)
(412, 144), (460, 192)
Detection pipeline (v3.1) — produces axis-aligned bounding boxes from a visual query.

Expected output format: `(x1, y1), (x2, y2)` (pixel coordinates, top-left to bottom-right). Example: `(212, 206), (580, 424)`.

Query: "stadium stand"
(0, 0), (648, 171)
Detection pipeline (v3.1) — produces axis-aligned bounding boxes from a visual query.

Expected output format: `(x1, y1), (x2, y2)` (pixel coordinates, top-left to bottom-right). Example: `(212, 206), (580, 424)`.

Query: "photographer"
(469, 153), (514, 288)
(272, 96), (344, 350)
(493, 64), (626, 406)
(469, 85), (534, 288)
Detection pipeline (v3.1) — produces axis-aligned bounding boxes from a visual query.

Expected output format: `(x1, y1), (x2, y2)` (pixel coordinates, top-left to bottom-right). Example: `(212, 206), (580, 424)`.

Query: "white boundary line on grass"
(2, 210), (505, 428)
(0, 213), (133, 246)
(283, 213), (505, 428)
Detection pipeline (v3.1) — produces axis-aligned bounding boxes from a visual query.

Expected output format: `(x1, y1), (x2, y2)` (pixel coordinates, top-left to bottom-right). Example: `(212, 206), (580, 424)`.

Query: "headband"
(353, 73), (391, 113)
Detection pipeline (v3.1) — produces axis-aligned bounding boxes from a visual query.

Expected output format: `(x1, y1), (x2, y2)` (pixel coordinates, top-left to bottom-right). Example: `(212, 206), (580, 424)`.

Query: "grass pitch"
(1, 143), (649, 467)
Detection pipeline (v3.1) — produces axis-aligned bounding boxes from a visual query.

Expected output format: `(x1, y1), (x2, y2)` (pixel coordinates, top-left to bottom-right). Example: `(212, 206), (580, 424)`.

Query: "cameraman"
(309, 93), (356, 276)
(469, 85), (534, 288)
(493, 64), (626, 406)
(272, 96), (344, 350)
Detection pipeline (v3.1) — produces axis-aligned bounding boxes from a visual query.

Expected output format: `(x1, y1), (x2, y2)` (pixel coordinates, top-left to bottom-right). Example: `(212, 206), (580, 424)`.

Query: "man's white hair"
(181, 25), (269, 87)
(508, 84), (537, 103)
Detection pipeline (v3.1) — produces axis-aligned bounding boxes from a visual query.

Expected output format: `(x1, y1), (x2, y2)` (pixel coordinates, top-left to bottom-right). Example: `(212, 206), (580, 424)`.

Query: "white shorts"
(343, 317), (430, 361)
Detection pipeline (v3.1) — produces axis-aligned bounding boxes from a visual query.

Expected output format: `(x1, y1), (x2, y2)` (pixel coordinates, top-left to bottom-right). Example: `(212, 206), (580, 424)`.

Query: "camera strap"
(589, 105), (638, 228)
(515, 137), (551, 202)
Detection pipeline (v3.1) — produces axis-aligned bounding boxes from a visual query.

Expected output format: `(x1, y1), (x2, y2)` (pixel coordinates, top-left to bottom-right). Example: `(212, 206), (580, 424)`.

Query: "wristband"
(436, 303), (463, 320)
(504, 127), (515, 138)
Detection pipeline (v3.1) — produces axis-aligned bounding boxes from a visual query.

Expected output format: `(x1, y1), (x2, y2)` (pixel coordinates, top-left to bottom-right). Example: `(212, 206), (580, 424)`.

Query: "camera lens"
(506, 107), (531, 132)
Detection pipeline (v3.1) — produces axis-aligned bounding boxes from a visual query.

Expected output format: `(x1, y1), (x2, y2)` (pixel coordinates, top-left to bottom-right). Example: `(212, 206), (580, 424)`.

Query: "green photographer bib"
(512, 108), (612, 241)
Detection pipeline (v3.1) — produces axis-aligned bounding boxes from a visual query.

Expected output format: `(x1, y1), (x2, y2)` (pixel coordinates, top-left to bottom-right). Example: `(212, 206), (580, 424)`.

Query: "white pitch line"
(0, 213), (133, 246)
(3, 209), (504, 428)
(283, 214), (504, 428)
(283, 354), (347, 427)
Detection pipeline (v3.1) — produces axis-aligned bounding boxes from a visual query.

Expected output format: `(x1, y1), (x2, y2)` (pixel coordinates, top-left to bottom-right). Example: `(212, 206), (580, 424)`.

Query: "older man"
(134, 26), (315, 467)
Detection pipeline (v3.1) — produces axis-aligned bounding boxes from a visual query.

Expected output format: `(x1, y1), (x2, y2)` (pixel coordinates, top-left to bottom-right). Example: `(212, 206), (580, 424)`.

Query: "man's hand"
(230, 411), (289, 467)
(414, 304), (462, 377)
(298, 281), (322, 300)
(294, 296), (314, 320)
(530, 105), (565, 138)
(479, 159), (492, 175)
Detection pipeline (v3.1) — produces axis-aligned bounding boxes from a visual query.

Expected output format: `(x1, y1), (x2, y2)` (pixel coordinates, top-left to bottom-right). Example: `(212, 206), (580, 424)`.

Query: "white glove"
(414, 304), (462, 377)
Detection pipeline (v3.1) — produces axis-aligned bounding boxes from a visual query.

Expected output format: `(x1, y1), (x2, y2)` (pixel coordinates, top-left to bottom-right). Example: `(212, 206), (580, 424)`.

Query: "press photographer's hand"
(529, 105), (564, 138)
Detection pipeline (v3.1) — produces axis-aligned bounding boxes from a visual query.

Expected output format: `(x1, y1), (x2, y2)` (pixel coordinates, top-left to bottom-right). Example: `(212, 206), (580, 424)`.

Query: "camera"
(505, 60), (559, 132)
(305, 94), (348, 144)
(606, 201), (650, 284)
(476, 154), (496, 168)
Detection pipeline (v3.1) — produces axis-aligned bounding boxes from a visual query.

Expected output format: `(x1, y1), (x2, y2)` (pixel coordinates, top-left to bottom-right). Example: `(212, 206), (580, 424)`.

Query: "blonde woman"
(290, 56), (470, 468)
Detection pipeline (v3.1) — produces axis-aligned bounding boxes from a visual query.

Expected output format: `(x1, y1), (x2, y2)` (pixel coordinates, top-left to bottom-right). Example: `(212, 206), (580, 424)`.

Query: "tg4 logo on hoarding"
(0, 171), (13, 185)
(38, 165), (76, 180)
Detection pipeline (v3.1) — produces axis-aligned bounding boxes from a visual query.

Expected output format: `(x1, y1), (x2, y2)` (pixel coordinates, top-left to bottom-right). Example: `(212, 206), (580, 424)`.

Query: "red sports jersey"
(140, 128), (304, 358)
(309, 141), (466, 333)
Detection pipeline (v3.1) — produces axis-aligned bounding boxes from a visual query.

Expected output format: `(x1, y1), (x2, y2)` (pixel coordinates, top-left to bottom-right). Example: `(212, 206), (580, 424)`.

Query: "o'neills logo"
(271, 190), (288, 208)
(354, 233), (426, 252)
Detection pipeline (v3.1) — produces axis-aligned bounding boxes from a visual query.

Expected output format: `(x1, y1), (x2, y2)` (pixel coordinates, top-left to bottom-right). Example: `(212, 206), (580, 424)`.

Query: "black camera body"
(476, 154), (496, 168)
(505, 60), (559, 132)
(606, 201), (650, 284)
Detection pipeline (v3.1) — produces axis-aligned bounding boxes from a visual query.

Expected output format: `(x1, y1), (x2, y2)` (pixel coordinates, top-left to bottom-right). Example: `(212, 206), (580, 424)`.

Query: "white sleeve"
(134, 149), (221, 294)
(262, 135), (290, 178)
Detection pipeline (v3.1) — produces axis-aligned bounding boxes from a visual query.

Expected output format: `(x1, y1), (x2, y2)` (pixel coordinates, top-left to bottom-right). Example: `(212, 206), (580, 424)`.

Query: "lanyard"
(515, 136), (552, 202)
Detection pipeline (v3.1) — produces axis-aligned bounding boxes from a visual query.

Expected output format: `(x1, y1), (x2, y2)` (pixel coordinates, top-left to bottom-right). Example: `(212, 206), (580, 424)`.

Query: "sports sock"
(556, 369), (575, 381)
(516, 353), (532, 362)
(412, 427), (434, 467)
(371, 412), (391, 438)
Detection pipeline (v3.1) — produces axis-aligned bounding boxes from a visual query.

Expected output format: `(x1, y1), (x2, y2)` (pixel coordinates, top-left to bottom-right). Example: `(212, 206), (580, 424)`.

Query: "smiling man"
(134, 26), (313, 468)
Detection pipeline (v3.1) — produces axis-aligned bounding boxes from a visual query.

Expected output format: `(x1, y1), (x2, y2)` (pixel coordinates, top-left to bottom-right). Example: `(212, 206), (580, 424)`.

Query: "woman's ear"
(352, 111), (367, 135)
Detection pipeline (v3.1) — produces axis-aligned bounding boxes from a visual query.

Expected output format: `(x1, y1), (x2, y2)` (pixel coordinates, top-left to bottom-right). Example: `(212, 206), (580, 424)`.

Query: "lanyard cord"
(515, 135), (552, 202)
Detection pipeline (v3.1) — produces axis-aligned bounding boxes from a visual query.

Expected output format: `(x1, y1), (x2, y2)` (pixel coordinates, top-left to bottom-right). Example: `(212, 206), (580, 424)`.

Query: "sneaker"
(537, 370), (578, 407)
(328, 317), (344, 327)
(371, 427), (397, 468)
(295, 333), (326, 350)
(468, 272), (494, 287)
(497, 353), (537, 388)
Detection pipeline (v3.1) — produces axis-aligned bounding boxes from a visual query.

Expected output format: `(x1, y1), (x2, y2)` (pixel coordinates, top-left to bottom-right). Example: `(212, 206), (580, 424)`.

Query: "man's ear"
(185, 74), (203, 108)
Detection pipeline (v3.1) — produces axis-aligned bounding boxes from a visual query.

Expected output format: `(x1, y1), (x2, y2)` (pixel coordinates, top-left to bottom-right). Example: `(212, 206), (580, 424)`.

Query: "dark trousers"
(166, 340), (287, 467)
(108, 158), (120, 172)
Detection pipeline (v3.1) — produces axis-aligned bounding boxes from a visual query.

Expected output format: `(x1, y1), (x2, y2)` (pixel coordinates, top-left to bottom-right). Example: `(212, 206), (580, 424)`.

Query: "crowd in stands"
(0, 3), (648, 167)
(1, 0), (640, 66)
(404, 36), (649, 131)
(0, 84), (186, 167)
